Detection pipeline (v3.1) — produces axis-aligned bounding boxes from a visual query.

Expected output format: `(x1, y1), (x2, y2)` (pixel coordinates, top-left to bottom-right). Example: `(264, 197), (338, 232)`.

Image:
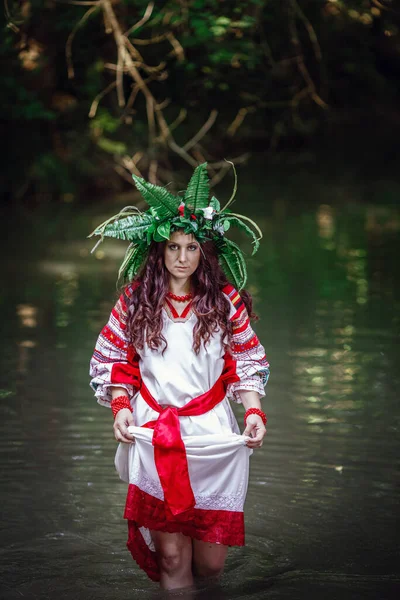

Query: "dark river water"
(1, 174), (399, 599)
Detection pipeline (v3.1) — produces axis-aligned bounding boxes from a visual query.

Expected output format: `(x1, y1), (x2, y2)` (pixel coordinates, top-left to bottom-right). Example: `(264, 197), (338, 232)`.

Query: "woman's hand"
(243, 414), (266, 448)
(113, 408), (135, 443)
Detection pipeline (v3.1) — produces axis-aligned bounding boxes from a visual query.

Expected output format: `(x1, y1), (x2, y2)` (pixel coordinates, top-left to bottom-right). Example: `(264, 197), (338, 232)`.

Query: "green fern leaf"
(215, 237), (247, 290)
(118, 243), (135, 282)
(98, 213), (154, 242)
(183, 163), (210, 211)
(132, 174), (180, 219)
(224, 216), (261, 255)
(121, 243), (148, 282)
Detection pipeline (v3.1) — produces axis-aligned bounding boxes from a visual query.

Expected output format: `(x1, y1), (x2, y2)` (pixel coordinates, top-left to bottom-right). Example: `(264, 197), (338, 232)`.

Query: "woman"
(89, 163), (270, 591)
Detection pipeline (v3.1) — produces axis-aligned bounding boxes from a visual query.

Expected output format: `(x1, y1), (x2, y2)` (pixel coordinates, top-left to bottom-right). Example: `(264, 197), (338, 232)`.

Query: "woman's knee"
(195, 558), (224, 578)
(193, 544), (227, 578)
(153, 534), (192, 576)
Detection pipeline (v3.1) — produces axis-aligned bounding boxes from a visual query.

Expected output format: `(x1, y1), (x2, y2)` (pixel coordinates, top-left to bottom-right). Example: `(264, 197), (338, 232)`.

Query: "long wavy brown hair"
(123, 237), (256, 354)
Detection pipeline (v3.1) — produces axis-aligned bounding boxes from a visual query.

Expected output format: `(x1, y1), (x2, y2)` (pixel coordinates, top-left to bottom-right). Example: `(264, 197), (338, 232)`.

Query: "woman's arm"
(239, 390), (266, 449)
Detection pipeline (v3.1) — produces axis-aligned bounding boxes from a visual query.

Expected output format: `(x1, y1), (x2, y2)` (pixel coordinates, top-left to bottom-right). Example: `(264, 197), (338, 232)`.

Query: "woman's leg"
(150, 530), (193, 590)
(192, 540), (228, 579)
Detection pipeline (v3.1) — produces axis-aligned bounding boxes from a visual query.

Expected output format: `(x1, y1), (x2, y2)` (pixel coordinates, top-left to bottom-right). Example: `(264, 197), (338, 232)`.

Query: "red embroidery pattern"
(90, 288), (141, 404)
(101, 324), (128, 351)
(232, 334), (261, 353)
(221, 285), (270, 400)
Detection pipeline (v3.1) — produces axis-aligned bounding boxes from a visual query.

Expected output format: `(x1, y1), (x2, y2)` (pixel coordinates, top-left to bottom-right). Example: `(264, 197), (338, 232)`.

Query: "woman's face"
(164, 230), (201, 283)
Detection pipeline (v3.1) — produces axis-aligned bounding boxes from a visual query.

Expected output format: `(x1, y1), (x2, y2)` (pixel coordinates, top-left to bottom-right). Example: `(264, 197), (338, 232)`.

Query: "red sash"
(140, 354), (239, 516)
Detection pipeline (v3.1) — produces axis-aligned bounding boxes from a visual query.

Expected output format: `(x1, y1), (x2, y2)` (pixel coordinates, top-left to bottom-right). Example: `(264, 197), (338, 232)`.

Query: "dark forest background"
(2, 0), (400, 203)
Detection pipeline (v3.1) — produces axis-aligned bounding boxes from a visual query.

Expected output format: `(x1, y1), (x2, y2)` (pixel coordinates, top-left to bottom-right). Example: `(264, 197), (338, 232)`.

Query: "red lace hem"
(127, 520), (160, 582)
(125, 484), (245, 581)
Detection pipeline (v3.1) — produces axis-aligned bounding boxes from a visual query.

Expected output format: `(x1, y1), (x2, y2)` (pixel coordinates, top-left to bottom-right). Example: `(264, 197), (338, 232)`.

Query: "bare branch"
(132, 151), (144, 165)
(227, 107), (256, 137)
(104, 62), (141, 71)
(116, 48), (125, 107)
(119, 155), (144, 177)
(182, 109), (218, 151)
(89, 81), (116, 118)
(288, 3), (328, 111)
(208, 154), (250, 169)
(4, 0), (24, 30)
(70, 0), (244, 182)
(146, 95), (156, 144)
(148, 159), (158, 184)
(114, 164), (138, 185)
(208, 163), (232, 188)
(66, 4), (99, 79)
(292, 0), (322, 62)
(55, 1), (99, 5)
(124, 84), (141, 114)
(166, 32), (185, 62)
(123, 72), (165, 117)
(123, 37), (145, 63)
(163, 108), (187, 133)
(125, 2), (155, 37)
(132, 33), (168, 45)
(372, 0), (400, 14)
(6, 22), (19, 33)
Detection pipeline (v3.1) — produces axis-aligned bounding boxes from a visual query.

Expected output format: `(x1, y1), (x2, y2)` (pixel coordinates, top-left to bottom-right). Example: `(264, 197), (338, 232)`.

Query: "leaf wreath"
(89, 161), (262, 290)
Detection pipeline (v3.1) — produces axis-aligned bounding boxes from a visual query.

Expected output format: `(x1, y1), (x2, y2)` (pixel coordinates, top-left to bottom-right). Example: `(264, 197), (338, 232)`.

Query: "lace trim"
(130, 469), (246, 511)
(227, 376), (266, 403)
(129, 466), (164, 500)
(127, 520), (160, 582)
(195, 493), (245, 511)
(124, 484), (245, 546)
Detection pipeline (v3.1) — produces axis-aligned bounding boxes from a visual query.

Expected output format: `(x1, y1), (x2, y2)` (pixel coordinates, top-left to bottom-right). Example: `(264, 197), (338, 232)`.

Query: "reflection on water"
(0, 194), (399, 599)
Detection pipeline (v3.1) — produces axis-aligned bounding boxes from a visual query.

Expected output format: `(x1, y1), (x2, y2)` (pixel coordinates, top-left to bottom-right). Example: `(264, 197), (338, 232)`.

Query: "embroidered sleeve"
(89, 285), (140, 408)
(223, 285), (270, 404)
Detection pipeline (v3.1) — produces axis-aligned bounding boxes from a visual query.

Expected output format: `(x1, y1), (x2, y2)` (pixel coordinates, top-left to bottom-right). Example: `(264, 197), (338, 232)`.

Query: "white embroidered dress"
(90, 283), (269, 581)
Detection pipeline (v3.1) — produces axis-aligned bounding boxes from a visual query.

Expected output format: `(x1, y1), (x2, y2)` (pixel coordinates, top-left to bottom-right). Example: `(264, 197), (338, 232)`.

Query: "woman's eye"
(188, 245), (198, 251)
(168, 244), (178, 250)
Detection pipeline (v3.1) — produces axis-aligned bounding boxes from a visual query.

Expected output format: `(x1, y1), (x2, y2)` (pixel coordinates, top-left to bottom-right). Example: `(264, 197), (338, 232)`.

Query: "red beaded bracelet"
(244, 407), (267, 426)
(111, 395), (132, 419)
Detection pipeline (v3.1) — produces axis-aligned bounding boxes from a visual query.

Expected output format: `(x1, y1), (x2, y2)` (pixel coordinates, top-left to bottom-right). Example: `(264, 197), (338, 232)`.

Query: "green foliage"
(97, 213), (154, 242)
(156, 221), (171, 241)
(121, 242), (148, 282)
(210, 196), (221, 211)
(3, 0), (400, 201)
(183, 163), (210, 211)
(220, 215), (261, 255)
(96, 137), (127, 156)
(90, 109), (121, 134)
(132, 175), (181, 218)
(215, 237), (248, 290)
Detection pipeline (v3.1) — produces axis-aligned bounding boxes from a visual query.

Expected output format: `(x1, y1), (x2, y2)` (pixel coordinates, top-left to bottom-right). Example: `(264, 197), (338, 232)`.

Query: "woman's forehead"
(168, 231), (197, 244)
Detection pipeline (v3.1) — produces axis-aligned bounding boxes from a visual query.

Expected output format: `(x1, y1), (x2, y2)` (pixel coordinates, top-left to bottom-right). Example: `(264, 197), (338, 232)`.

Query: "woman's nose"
(178, 248), (187, 262)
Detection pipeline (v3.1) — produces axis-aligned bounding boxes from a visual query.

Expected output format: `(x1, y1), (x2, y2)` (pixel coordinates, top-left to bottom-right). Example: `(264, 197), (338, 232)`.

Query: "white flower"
(202, 206), (215, 220)
(213, 221), (225, 235)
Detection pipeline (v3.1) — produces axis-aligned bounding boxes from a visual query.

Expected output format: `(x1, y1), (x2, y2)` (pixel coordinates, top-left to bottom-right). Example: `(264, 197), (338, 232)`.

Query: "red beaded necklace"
(166, 291), (193, 302)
